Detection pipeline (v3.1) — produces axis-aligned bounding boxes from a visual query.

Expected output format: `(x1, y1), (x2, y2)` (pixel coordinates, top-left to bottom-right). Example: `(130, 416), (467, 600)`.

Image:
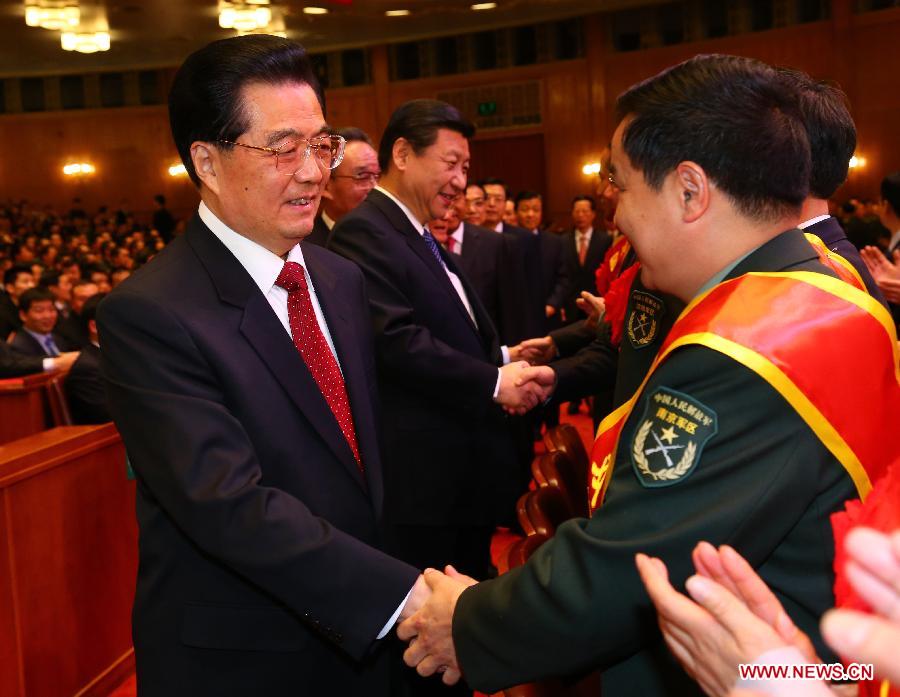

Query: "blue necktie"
(44, 335), (60, 356)
(422, 227), (446, 268)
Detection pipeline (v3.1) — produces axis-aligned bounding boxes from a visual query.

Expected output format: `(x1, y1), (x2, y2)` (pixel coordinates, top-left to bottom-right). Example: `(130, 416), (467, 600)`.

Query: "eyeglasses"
(218, 134), (346, 175)
(331, 171), (380, 185)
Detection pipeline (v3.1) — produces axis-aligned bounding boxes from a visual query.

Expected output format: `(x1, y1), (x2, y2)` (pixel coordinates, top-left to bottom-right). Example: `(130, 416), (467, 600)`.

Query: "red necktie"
(275, 261), (362, 472)
(578, 233), (588, 266)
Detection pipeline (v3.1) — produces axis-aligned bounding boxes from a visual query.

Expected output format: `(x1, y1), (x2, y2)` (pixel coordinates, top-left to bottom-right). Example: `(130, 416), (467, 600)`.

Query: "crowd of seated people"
(0, 196), (177, 422)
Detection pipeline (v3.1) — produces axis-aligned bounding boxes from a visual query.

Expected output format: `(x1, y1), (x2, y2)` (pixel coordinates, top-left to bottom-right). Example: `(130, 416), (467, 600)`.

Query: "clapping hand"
(397, 566), (478, 686)
(861, 246), (900, 303)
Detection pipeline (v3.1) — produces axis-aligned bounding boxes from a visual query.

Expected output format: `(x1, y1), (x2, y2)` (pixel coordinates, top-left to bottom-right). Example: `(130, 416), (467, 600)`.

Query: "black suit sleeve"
(64, 354), (111, 424)
(0, 341), (44, 377)
(329, 215), (499, 415)
(98, 290), (419, 660)
(544, 234), (574, 312)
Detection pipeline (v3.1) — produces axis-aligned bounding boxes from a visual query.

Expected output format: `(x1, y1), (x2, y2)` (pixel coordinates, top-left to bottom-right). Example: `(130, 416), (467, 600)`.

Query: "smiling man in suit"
(328, 98), (550, 583)
(97, 36), (425, 697)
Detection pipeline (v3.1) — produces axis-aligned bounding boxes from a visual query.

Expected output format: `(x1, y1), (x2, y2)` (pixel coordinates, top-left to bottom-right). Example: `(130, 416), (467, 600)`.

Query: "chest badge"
(626, 290), (665, 349)
(631, 386), (718, 487)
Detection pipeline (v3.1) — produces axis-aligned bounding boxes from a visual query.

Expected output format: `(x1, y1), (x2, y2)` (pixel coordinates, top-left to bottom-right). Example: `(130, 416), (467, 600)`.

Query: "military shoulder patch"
(626, 290), (666, 350)
(630, 386), (718, 488)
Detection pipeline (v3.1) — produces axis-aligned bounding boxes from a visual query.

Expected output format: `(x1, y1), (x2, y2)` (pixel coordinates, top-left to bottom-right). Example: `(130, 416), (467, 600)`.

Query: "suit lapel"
(370, 190), (483, 337)
(185, 216), (367, 491)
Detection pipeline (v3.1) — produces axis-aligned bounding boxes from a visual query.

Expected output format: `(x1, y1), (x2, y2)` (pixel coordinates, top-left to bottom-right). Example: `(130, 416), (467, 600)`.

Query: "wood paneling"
(1, 7), (899, 220)
(0, 425), (137, 697)
(0, 373), (52, 445)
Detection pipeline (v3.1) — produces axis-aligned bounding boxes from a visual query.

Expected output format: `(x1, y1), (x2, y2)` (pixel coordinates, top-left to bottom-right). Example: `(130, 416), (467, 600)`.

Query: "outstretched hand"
(397, 566), (477, 686)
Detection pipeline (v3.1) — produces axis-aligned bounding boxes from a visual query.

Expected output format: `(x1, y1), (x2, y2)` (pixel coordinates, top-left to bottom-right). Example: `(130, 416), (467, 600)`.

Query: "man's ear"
(674, 161), (709, 223)
(191, 142), (220, 196)
(392, 138), (411, 172)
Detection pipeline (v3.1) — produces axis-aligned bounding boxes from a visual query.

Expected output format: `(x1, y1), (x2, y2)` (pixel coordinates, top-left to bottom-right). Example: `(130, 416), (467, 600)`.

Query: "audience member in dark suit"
(306, 126), (380, 247)
(561, 195), (612, 324)
(514, 191), (572, 333)
(861, 172), (900, 328)
(1, 265), (35, 340)
(39, 269), (73, 320)
(64, 293), (110, 424)
(54, 280), (98, 349)
(7, 287), (72, 357)
(96, 36), (425, 697)
(479, 178), (544, 342)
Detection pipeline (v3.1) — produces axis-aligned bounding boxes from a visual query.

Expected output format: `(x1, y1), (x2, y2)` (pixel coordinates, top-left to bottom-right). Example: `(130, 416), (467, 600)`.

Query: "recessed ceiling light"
(471, 2), (497, 10)
(385, 9), (411, 16)
(303, 6), (329, 15)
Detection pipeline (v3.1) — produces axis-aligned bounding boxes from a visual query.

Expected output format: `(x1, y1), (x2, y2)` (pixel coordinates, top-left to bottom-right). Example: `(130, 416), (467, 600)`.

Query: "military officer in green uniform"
(397, 55), (869, 696)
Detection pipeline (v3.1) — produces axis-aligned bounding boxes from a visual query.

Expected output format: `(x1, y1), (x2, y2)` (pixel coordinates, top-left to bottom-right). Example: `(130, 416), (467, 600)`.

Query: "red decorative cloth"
(831, 459), (900, 697)
(276, 261), (362, 471)
(604, 262), (641, 347)
(594, 236), (631, 297)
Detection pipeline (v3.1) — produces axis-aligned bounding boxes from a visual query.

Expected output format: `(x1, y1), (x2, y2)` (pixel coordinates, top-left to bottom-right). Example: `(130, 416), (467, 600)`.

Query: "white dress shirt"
(321, 210), (336, 231)
(199, 202), (407, 637)
(449, 220), (465, 254)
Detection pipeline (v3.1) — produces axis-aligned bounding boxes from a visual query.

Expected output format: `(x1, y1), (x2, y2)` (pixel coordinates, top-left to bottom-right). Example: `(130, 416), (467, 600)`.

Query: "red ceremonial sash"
(588, 271), (900, 514)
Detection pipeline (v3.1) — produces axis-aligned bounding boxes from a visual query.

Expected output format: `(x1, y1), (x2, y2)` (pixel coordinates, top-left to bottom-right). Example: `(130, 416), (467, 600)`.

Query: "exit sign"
(478, 101), (497, 116)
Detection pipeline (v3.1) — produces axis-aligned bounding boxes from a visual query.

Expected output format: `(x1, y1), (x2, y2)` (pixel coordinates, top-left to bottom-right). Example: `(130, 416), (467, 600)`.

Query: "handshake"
(396, 567), (479, 686)
(495, 360), (555, 415)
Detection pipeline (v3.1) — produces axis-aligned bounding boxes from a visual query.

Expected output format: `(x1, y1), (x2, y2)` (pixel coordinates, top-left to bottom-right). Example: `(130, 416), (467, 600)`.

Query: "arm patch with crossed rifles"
(630, 386), (718, 488)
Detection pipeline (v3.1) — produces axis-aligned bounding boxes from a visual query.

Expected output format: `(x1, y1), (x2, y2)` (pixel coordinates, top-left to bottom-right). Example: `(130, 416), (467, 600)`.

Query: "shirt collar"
(694, 248), (755, 298)
(321, 210), (336, 230)
(199, 201), (306, 296)
(449, 221), (464, 240)
(493, 222), (503, 233)
(375, 185), (425, 236)
(797, 214), (831, 229)
(24, 328), (51, 342)
(577, 226), (594, 237)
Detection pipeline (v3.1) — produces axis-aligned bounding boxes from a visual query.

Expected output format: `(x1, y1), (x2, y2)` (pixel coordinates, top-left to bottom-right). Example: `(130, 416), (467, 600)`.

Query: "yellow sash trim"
(666, 332), (872, 499)
(880, 680), (890, 697)
(803, 232), (867, 290)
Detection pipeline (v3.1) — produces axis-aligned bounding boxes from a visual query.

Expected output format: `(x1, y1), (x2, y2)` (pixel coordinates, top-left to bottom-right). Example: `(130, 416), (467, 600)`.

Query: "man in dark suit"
(7, 287), (71, 357)
(328, 100), (550, 581)
(307, 127), (381, 248)
(96, 36), (425, 697)
(561, 195), (612, 324)
(480, 178), (544, 342)
(55, 279), (98, 349)
(400, 55), (873, 697)
(514, 191), (572, 334)
(64, 293), (110, 424)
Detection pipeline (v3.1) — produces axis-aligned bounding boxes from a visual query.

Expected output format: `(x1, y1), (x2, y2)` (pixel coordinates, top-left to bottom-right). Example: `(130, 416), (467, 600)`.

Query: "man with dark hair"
(39, 269), (73, 319)
(514, 190), (572, 332)
(463, 183), (487, 226)
(0, 264), (35, 339)
(308, 126), (380, 247)
(328, 97), (550, 584)
(861, 171), (900, 326)
(562, 194), (612, 324)
(779, 69), (884, 304)
(479, 177), (544, 341)
(97, 35), (426, 697)
(63, 293), (110, 424)
(8, 287), (71, 357)
(55, 279), (98, 349)
(399, 55), (893, 697)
